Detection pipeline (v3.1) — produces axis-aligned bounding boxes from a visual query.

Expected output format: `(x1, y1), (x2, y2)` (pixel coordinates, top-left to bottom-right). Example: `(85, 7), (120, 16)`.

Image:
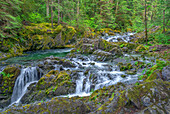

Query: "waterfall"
(76, 72), (85, 93)
(84, 72), (91, 93)
(11, 67), (42, 104)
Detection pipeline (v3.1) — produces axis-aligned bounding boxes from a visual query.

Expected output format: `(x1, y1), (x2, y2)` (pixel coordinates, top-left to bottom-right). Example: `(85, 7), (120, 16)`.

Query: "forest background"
(0, 0), (169, 45)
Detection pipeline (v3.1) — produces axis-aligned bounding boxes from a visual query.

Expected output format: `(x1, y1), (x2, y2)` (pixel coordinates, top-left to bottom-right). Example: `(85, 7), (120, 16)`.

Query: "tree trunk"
(115, 1), (119, 16)
(46, 0), (49, 17)
(163, 9), (165, 33)
(76, 0), (79, 27)
(145, 0), (147, 45)
(51, 0), (53, 28)
(58, 0), (60, 24)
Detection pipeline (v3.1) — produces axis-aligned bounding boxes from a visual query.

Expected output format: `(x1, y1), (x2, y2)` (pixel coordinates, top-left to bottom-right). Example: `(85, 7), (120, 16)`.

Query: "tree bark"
(115, 1), (119, 16)
(51, 0), (53, 28)
(46, 0), (49, 17)
(145, 0), (148, 45)
(58, 0), (60, 24)
(163, 9), (165, 33)
(76, 0), (79, 27)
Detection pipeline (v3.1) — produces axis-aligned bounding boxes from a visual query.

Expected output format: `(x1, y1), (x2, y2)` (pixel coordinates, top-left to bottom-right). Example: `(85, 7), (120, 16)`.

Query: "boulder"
(93, 50), (114, 61)
(162, 65), (170, 81)
(20, 70), (76, 104)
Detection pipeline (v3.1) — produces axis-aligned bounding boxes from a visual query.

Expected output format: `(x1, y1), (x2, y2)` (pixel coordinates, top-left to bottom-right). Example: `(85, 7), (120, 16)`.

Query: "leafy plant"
(0, 72), (10, 78)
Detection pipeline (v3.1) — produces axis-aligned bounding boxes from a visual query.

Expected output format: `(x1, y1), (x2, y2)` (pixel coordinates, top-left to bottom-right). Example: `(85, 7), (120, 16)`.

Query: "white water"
(11, 67), (41, 104)
(102, 32), (135, 42)
(76, 72), (85, 93)
(7, 32), (143, 106)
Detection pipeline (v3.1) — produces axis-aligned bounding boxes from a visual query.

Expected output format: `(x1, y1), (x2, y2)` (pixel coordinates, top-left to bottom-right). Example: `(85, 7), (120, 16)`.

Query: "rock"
(0, 98), (11, 109)
(0, 65), (21, 108)
(162, 65), (170, 81)
(5, 97), (90, 114)
(93, 50), (114, 61)
(62, 60), (76, 68)
(122, 47), (128, 52)
(146, 69), (162, 81)
(125, 70), (136, 75)
(142, 96), (151, 107)
(121, 75), (127, 78)
(79, 44), (95, 54)
(109, 47), (123, 56)
(117, 38), (124, 42)
(20, 70), (76, 104)
(135, 45), (148, 53)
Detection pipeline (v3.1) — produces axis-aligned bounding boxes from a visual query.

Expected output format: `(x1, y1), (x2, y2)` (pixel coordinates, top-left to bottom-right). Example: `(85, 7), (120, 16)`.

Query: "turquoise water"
(1, 48), (72, 66)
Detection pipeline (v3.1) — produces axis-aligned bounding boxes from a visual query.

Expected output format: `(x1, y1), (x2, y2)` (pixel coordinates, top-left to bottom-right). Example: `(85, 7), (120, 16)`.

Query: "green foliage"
(28, 12), (45, 23)
(0, 71), (10, 78)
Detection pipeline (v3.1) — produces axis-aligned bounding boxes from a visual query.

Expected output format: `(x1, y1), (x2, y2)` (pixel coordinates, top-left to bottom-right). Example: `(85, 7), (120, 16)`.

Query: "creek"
(0, 33), (156, 110)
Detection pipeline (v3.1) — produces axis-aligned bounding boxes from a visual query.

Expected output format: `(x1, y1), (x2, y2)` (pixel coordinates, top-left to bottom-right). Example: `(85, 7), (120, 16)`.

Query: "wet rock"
(93, 50), (114, 61)
(121, 74), (127, 78)
(0, 98), (11, 109)
(20, 70), (76, 104)
(109, 47), (123, 56)
(126, 70), (136, 75)
(80, 44), (95, 54)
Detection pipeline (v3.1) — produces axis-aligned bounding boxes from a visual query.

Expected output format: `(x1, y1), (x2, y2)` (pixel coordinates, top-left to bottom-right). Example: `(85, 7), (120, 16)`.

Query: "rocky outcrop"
(20, 23), (76, 51)
(3, 97), (90, 114)
(74, 38), (123, 61)
(3, 80), (169, 114)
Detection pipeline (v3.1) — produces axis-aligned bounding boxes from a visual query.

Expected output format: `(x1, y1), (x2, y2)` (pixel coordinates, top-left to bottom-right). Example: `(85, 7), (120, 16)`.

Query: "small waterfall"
(84, 72), (91, 93)
(76, 72), (85, 93)
(11, 67), (42, 104)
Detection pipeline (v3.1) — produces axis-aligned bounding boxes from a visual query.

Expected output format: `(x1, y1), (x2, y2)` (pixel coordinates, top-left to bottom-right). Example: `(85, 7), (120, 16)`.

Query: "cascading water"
(76, 72), (85, 93)
(11, 67), (42, 104)
(101, 32), (135, 42)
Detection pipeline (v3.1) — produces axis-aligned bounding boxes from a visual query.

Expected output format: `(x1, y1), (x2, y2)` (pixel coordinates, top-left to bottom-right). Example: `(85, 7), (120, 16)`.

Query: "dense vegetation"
(0, 0), (169, 44)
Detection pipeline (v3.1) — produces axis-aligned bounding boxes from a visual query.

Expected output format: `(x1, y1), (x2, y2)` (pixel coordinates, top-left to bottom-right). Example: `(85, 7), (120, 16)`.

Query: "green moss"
(135, 45), (149, 53)
(143, 60), (168, 81)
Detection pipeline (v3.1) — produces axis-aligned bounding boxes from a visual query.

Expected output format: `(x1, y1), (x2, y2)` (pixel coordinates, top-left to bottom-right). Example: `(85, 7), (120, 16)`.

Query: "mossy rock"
(125, 70), (136, 75)
(0, 65), (21, 108)
(19, 23), (77, 51)
(135, 45), (149, 53)
(5, 97), (90, 114)
(21, 70), (76, 104)
(116, 42), (139, 51)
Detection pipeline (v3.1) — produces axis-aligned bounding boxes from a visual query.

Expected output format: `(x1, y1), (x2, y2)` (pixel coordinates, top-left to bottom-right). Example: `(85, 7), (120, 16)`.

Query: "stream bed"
(0, 33), (156, 111)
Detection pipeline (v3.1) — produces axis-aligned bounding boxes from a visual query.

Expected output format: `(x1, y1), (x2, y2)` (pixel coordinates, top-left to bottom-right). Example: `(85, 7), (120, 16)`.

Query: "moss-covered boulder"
(37, 57), (76, 74)
(135, 44), (149, 53)
(20, 23), (77, 51)
(142, 60), (169, 81)
(20, 70), (76, 104)
(118, 63), (133, 71)
(93, 50), (115, 61)
(4, 97), (90, 114)
(92, 80), (170, 114)
(115, 42), (139, 53)
(75, 38), (123, 60)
